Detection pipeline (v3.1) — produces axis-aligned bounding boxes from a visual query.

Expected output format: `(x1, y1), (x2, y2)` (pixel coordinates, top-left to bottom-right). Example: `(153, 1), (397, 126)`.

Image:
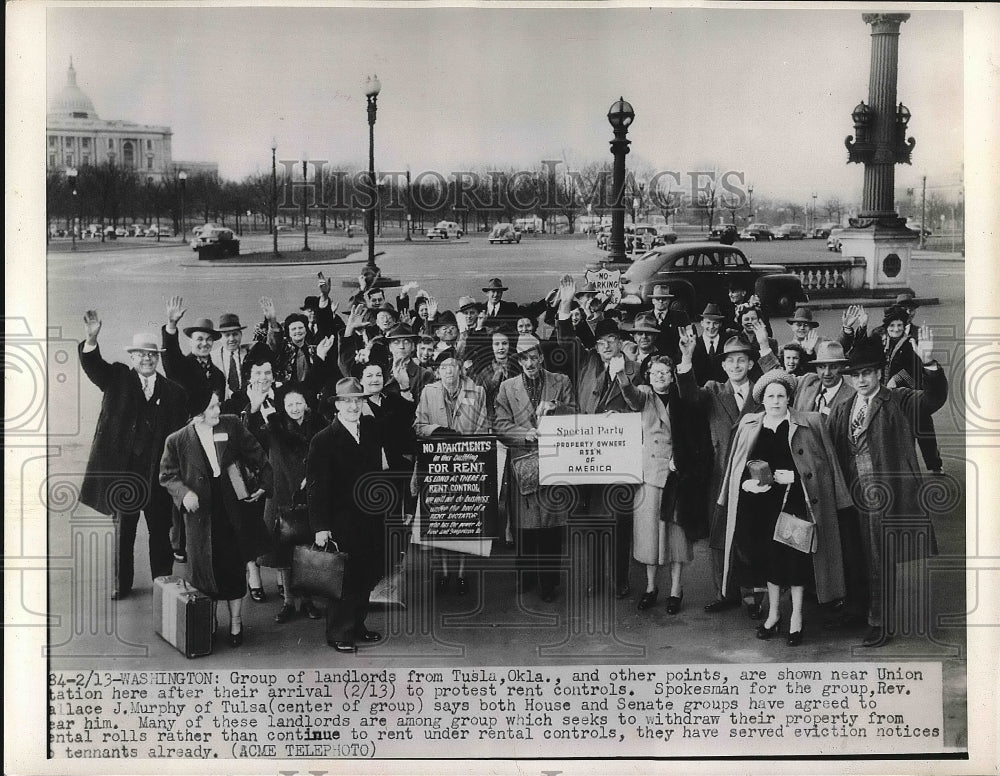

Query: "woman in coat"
(414, 348), (489, 594)
(718, 369), (851, 646)
(160, 387), (273, 646)
(260, 385), (326, 623)
(621, 355), (709, 614)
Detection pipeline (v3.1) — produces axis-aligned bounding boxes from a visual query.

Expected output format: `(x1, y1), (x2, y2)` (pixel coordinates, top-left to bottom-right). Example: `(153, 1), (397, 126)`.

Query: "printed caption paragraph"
(49, 663), (943, 759)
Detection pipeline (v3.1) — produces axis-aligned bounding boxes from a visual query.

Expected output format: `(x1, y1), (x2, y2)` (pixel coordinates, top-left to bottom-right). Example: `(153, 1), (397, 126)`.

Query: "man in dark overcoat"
(307, 377), (393, 652)
(78, 311), (188, 599)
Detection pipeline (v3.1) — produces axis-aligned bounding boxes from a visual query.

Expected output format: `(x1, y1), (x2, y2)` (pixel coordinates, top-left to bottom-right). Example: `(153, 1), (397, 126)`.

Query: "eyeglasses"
(132, 352), (160, 361)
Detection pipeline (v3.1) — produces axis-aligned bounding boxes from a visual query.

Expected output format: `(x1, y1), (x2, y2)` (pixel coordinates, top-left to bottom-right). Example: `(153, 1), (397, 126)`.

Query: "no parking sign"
(584, 267), (622, 305)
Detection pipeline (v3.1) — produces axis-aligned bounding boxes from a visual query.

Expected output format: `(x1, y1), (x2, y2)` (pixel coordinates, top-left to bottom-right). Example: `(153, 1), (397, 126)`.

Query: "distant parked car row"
(596, 223), (677, 252)
(51, 223), (175, 239)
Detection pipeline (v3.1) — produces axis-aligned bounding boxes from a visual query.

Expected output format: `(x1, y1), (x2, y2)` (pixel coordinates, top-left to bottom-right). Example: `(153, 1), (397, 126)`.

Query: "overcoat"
(160, 326), (226, 397)
(792, 373), (856, 415)
(718, 410), (852, 602)
(414, 377), (489, 437)
(261, 410), (327, 537)
(159, 415), (274, 596)
(554, 317), (638, 413)
(79, 343), (188, 515)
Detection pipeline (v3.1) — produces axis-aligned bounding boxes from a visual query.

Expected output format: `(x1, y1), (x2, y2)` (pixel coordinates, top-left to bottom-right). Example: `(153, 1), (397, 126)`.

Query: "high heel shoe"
(665, 591), (684, 615)
(787, 627), (805, 647)
(228, 628), (244, 647)
(637, 588), (659, 611)
(755, 620), (781, 640)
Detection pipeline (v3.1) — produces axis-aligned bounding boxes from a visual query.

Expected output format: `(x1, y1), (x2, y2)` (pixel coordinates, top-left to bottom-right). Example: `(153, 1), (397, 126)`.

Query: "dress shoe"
(300, 601), (323, 620)
(755, 620), (781, 640)
(111, 588), (131, 601)
(665, 592), (684, 615)
(274, 603), (296, 624)
(331, 641), (357, 653)
(173, 550), (187, 563)
(637, 588), (659, 611)
(787, 627), (805, 647)
(249, 587), (266, 603)
(615, 583), (632, 600)
(456, 576), (468, 596)
(228, 629), (244, 648)
(862, 626), (893, 648)
(703, 598), (738, 613)
(359, 630), (383, 644)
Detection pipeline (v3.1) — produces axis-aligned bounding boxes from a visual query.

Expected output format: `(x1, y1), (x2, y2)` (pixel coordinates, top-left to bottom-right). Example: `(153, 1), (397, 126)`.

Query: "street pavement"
(36, 236), (967, 746)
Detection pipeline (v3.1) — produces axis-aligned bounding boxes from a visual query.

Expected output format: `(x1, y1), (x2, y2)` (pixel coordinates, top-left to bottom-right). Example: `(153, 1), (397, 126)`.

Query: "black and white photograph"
(5, 1), (999, 773)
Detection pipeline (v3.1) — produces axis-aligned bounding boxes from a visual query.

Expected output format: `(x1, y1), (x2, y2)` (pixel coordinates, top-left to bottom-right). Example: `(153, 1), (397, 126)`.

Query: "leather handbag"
(274, 488), (312, 550)
(290, 541), (349, 600)
(772, 483), (817, 554)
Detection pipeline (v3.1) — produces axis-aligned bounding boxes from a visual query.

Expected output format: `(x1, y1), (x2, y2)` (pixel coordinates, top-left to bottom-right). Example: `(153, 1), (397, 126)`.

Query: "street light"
(811, 192), (817, 232)
(178, 170), (188, 243)
(271, 138), (279, 256)
(606, 96), (635, 264)
(404, 168), (412, 241)
(66, 167), (78, 251)
(301, 152), (311, 252)
(747, 184), (754, 223)
(364, 74), (382, 275)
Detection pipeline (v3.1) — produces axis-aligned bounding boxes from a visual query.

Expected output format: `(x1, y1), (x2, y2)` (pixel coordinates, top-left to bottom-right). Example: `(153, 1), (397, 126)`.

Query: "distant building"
(46, 59), (216, 183)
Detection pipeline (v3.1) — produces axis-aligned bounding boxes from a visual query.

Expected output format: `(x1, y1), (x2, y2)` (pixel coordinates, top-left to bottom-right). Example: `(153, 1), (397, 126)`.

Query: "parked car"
(827, 227), (846, 252)
(190, 227), (240, 256)
(616, 242), (806, 319)
(627, 223), (662, 252)
(774, 223), (806, 240)
(146, 225), (173, 238)
(906, 221), (933, 237)
(488, 223), (522, 244)
(427, 220), (463, 239)
(740, 223), (775, 241)
(812, 222), (838, 239)
(104, 226), (118, 240)
(596, 226), (613, 250)
(656, 225), (679, 244)
(710, 223), (740, 243)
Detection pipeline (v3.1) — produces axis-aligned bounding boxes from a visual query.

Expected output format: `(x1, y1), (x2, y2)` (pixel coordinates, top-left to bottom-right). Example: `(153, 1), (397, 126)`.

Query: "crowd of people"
(78, 268), (948, 652)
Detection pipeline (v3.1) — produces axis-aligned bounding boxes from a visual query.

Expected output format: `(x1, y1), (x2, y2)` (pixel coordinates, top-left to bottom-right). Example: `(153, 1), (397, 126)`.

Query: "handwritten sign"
(417, 436), (498, 540)
(584, 267), (622, 305)
(537, 413), (642, 485)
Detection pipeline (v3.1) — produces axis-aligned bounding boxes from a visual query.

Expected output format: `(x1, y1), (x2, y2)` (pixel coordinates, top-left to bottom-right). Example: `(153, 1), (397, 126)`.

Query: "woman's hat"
(217, 312), (246, 332)
(124, 333), (164, 353)
(283, 312), (309, 329)
(882, 305), (909, 327)
(812, 341), (848, 365)
(186, 383), (217, 419)
(751, 368), (798, 404)
(515, 334), (542, 355)
(786, 307), (820, 328)
(182, 318), (221, 340)
(844, 340), (886, 374)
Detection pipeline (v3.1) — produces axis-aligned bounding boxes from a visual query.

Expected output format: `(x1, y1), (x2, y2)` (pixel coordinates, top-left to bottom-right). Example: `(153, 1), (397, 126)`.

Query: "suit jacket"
(792, 374), (856, 417)
(690, 329), (737, 386)
(414, 378), (489, 437)
(79, 344), (188, 515)
(161, 326), (226, 398)
(211, 343), (252, 401)
(555, 316), (638, 413)
(493, 370), (576, 453)
(159, 415), (273, 595)
(482, 299), (520, 328)
(717, 410), (851, 602)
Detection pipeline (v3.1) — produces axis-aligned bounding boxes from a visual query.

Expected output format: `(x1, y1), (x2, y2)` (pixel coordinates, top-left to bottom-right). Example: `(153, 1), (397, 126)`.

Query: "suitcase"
(152, 575), (214, 658)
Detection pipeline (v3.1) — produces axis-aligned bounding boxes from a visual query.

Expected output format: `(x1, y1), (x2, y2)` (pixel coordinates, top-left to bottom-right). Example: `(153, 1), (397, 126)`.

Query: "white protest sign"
(537, 412), (642, 485)
(584, 267), (622, 305)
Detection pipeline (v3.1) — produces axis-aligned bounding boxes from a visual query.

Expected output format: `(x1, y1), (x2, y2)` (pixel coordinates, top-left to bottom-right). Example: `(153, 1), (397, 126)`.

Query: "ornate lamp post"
(747, 184), (754, 223)
(178, 170), (188, 243)
(66, 167), (78, 251)
(301, 153), (311, 252)
(271, 139), (279, 256)
(404, 168), (412, 241)
(364, 74), (381, 274)
(606, 97), (635, 264)
(811, 192), (817, 231)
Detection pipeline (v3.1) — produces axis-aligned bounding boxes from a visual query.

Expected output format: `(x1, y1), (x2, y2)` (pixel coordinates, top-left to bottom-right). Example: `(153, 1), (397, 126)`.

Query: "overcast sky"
(46, 6), (964, 207)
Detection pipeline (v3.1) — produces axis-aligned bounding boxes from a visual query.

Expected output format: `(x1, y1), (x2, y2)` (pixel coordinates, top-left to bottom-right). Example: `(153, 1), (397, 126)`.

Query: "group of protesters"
(79, 266), (948, 652)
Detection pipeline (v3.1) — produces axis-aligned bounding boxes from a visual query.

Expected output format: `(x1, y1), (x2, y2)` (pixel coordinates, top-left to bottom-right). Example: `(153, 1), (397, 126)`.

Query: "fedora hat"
(623, 313), (660, 334)
(650, 284), (674, 299)
(844, 340), (886, 374)
(432, 311), (458, 329)
(667, 304), (691, 327)
(458, 296), (482, 313)
(812, 340), (848, 365)
(717, 335), (755, 360)
(216, 312), (246, 332)
(576, 283), (599, 296)
(124, 333), (165, 353)
(182, 318), (221, 340)
(433, 347), (460, 367)
(515, 334), (542, 355)
(752, 368), (798, 404)
(482, 277), (508, 292)
(385, 323), (416, 340)
(333, 377), (366, 399)
(786, 307), (819, 327)
(894, 292), (918, 308)
(374, 302), (400, 318)
(300, 296), (321, 311)
(594, 318), (621, 340)
(698, 302), (726, 321)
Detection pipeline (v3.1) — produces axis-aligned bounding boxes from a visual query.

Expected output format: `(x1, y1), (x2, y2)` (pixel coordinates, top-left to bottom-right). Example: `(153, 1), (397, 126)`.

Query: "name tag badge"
(461, 397), (474, 405)
(213, 432), (229, 442)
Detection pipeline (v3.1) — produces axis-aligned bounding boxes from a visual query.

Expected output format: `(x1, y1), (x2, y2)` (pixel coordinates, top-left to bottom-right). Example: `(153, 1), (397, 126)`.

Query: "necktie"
(142, 376), (153, 400)
(598, 369), (614, 409)
(197, 357), (211, 380)
(708, 339), (716, 358)
(851, 397), (869, 440)
(734, 387), (746, 411)
(228, 352), (240, 394)
(814, 387), (827, 412)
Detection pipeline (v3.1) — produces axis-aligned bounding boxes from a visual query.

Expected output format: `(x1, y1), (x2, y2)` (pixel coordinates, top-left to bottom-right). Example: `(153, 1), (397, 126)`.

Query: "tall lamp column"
(178, 170), (188, 243)
(364, 74), (382, 274)
(271, 139), (279, 256)
(606, 97), (635, 264)
(302, 154), (311, 251)
(67, 167), (78, 251)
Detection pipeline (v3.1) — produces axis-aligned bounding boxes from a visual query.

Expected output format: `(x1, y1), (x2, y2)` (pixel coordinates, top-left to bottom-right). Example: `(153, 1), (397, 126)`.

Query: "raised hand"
(399, 308), (414, 326)
(914, 324), (935, 363)
(678, 327), (697, 361)
(259, 296), (277, 322)
(317, 271), (331, 297)
(426, 297), (439, 320)
(247, 380), (267, 413)
(166, 295), (186, 331)
(182, 491), (200, 512)
(750, 318), (770, 349)
(557, 274), (576, 309)
(621, 341), (639, 360)
(316, 335), (335, 362)
(857, 306), (869, 330)
(609, 354), (626, 378)
(842, 305), (859, 330)
(803, 327), (820, 354)
(83, 309), (102, 342)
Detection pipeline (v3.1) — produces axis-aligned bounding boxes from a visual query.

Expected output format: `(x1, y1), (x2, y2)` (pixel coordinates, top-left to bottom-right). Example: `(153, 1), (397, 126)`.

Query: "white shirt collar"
(193, 421), (221, 477)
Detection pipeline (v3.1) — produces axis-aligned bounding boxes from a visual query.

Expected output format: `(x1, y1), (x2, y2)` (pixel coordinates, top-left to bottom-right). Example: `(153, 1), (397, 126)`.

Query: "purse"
(772, 483), (817, 554)
(290, 541), (349, 600)
(274, 489), (312, 550)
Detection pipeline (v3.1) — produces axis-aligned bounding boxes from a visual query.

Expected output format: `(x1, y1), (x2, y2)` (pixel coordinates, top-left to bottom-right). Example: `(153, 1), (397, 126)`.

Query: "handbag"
(511, 452), (540, 496)
(226, 460), (259, 501)
(772, 483), (817, 554)
(274, 487), (312, 550)
(290, 541), (349, 600)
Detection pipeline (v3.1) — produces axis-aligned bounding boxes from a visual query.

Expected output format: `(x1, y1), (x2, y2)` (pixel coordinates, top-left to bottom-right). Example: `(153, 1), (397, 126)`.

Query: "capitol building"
(47, 59), (216, 182)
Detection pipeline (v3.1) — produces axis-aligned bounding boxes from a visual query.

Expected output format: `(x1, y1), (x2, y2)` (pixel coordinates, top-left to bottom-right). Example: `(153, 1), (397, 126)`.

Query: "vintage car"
(740, 223), (775, 241)
(774, 223), (807, 240)
(191, 227), (240, 258)
(427, 220), (463, 239)
(488, 223), (522, 244)
(616, 242), (807, 318)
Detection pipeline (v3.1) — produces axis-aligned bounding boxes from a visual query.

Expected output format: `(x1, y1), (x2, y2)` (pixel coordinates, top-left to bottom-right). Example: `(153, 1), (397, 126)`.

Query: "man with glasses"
(78, 311), (188, 600)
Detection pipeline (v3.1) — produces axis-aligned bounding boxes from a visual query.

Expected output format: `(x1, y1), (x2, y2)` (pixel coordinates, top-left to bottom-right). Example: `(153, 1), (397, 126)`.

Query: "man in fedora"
(826, 328), (947, 647)
(211, 312), (252, 401)
(785, 306), (821, 371)
(647, 284), (687, 356)
(385, 323), (434, 404)
(677, 322), (779, 616)
(482, 277), (519, 326)
(308, 377), (393, 652)
(554, 275), (639, 598)
(691, 302), (736, 385)
(457, 296), (492, 369)
(162, 296), (226, 398)
(622, 312), (662, 384)
(793, 341), (855, 417)
(720, 279), (751, 332)
(79, 311), (188, 599)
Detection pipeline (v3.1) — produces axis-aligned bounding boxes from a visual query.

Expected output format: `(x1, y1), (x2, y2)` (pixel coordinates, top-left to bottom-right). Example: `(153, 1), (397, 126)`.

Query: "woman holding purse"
(718, 369), (850, 646)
